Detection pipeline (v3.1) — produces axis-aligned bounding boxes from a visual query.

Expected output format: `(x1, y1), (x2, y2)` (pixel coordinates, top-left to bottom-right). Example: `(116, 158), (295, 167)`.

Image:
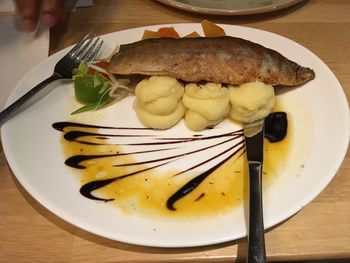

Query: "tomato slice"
(157, 27), (180, 38)
(87, 61), (109, 75)
(94, 61), (109, 68)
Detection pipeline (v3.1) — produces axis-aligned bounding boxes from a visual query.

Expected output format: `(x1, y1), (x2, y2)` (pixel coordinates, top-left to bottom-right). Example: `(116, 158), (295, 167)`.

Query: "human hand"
(14, 0), (68, 32)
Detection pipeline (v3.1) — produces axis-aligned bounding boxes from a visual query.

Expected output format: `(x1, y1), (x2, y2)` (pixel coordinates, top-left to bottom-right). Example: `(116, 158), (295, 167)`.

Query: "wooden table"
(1, 0), (350, 262)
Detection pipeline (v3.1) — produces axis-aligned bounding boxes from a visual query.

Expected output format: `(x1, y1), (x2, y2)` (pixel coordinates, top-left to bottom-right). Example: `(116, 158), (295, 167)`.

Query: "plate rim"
(156, 0), (305, 16)
(1, 23), (349, 248)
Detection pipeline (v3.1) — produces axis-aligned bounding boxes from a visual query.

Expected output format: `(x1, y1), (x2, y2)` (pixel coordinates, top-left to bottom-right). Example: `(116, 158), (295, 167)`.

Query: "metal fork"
(0, 33), (103, 127)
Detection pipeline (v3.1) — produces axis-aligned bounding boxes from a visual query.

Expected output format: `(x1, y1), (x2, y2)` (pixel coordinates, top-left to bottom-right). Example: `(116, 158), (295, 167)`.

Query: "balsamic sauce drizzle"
(114, 135), (242, 167)
(53, 112), (287, 211)
(166, 145), (245, 211)
(65, 147), (177, 169)
(173, 140), (244, 177)
(79, 160), (174, 202)
(52, 121), (153, 131)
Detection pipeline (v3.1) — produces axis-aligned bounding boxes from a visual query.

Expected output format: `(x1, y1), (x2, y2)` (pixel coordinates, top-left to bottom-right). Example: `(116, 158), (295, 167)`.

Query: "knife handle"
(247, 162), (267, 263)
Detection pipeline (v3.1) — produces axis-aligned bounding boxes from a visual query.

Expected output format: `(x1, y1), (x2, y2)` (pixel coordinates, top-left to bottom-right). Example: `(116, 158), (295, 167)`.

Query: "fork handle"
(247, 162), (267, 263)
(0, 73), (62, 128)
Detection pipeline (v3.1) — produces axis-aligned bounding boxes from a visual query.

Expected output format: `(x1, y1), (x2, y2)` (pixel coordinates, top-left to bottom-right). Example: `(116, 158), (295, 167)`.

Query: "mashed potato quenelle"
(134, 76), (185, 129)
(228, 81), (276, 123)
(134, 77), (276, 130)
(182, 83), (230, 131)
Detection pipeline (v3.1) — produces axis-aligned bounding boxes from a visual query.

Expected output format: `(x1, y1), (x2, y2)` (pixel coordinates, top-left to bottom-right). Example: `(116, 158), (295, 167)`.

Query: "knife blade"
(243, 119), (267, 263)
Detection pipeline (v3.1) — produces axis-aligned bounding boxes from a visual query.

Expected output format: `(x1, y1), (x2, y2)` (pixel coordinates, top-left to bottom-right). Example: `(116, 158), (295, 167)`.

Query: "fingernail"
(42, 13), (57, 28)
(22, 19), (36, 32)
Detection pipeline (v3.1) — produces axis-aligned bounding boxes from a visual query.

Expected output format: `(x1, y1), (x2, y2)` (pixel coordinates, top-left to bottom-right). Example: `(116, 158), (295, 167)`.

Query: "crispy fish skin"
(107, 36), (315, 86)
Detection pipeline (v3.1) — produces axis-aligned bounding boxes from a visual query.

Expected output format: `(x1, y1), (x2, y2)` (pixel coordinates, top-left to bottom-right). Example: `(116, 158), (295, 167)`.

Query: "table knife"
(243, 119), (267, 263)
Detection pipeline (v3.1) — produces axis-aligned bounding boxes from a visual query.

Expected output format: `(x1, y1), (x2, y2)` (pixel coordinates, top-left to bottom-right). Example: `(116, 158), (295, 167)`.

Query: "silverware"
(243, 119), (267, 263)
(0, 33), (103, 127)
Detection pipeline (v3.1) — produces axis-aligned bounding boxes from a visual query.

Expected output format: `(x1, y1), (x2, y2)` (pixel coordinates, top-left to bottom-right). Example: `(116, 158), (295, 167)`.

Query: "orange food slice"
(142, 30), (162, 40)
(157, 27), (180, 38)
(201, 20), (226, 37)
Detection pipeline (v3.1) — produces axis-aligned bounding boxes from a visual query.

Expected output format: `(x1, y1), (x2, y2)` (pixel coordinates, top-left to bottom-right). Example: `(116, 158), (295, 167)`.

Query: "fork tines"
(70, 32), (103, 63)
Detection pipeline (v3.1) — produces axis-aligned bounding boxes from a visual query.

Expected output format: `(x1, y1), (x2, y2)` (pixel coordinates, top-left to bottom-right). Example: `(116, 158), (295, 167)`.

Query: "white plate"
(1, 24), (349, 247)
(156, 0), (304, 15)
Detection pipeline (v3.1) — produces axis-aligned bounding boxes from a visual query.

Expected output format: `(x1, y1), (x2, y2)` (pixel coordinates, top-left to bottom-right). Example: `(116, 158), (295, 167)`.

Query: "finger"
(15, 0), (41, 32)
(41, 0), (67, 27)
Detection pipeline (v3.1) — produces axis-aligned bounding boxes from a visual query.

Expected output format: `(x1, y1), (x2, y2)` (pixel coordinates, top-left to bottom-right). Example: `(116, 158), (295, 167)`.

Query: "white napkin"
(0, 1), (15, 12)
(0, 0), (93, 13)
(0, 0), (93, 109)
(0, 15), (49, 109)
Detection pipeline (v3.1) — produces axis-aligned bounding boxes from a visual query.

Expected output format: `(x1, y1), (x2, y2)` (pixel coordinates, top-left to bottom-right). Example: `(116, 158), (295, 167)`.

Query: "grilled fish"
(107, 36), (315, 86)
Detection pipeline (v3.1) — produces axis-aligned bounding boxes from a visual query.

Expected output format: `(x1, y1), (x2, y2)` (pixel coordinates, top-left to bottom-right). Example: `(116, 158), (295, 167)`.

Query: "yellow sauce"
(60, 110), (291, 219)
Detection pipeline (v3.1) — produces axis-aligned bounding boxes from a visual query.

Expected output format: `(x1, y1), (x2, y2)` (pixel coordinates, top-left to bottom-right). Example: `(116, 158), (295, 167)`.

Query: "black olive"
(264, 112), (288, 142)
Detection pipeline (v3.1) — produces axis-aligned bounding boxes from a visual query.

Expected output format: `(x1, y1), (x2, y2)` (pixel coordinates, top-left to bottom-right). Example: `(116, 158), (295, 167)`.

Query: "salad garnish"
(71, 61), (132, 114)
